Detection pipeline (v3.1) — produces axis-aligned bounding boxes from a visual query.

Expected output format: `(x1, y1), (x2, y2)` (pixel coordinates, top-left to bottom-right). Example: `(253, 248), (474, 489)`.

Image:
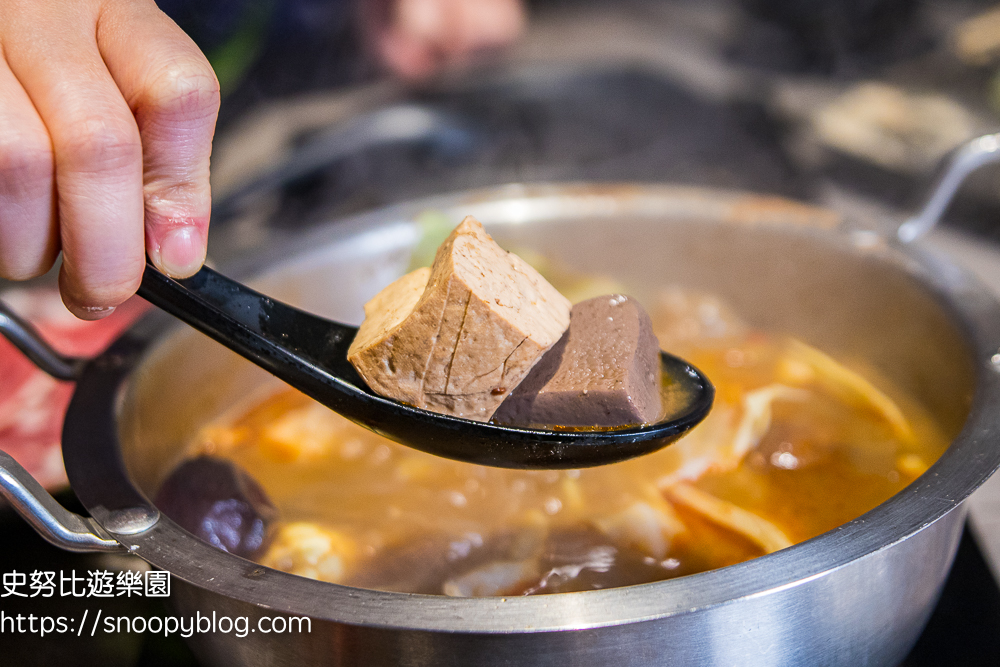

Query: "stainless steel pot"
(4, 141), (1000, 665)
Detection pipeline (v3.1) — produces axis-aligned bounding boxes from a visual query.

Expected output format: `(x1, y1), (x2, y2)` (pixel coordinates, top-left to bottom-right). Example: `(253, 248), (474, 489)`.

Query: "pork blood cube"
(154, 456), (277, 559)
(347, 216), (571, 421)
(493, 295), (663, 427)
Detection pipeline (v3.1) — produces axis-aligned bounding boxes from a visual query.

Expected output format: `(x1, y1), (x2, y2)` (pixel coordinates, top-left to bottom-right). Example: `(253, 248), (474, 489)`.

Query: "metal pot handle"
(898, 133), (1000, 243)
(0, 300), (85, 381)
(0, 299), (125, 553)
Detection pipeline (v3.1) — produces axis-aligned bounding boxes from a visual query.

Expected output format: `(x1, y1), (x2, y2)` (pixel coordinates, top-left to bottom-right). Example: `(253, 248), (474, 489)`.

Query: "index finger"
(3, 1), (145, 318)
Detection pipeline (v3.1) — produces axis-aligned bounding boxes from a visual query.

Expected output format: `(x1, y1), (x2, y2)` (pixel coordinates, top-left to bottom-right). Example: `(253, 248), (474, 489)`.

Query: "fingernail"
(68, 304), (116, 321)
(156, 226), (205, 278)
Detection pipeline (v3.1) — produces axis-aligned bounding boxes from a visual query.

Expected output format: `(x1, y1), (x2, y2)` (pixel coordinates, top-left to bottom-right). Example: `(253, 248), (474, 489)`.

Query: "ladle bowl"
(135, 261), (714, 469)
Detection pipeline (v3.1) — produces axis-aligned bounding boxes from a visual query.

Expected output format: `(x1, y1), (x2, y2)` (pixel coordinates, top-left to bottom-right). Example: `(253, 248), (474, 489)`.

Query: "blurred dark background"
(163, 0), (1000, 262)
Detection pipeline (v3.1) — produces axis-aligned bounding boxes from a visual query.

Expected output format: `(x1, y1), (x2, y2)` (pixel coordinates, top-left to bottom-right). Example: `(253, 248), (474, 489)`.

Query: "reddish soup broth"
(180, 279), (948, 597)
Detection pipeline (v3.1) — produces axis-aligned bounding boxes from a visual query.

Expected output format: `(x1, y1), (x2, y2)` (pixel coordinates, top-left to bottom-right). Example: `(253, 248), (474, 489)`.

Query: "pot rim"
(62, 182), (1000, 633)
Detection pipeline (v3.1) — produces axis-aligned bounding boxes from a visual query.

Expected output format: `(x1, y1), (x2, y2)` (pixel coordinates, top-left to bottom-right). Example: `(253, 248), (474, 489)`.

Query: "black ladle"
(137, 261), (714, 469)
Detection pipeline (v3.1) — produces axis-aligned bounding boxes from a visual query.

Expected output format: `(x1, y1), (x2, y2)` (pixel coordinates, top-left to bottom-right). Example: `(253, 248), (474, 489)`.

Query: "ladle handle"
(137, 260), (358, 370)
(898, 133), (1000, 243)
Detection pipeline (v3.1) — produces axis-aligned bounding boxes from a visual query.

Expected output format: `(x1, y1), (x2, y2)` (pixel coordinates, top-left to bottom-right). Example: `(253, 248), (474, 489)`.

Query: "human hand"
(363, 0), (527, 80)
(0, 0), (219, 319)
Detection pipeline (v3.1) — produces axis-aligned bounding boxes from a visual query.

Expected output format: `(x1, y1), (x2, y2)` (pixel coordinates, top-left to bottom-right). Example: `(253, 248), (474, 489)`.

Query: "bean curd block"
(494, 294), (663, 427)
(347, 217), (571, 421)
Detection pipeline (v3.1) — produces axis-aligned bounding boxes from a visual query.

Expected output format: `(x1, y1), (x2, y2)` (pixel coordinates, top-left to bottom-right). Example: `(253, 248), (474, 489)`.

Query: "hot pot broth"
(178, 262), (949, 597)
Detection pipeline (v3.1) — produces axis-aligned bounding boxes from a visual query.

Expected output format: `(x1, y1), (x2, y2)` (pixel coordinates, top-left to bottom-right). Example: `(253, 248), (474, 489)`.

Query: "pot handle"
(0, 298), (85, 381)
(898, 133), (1000, 243)
(0, 299), (125, 552)
(0, 451), (123, 553)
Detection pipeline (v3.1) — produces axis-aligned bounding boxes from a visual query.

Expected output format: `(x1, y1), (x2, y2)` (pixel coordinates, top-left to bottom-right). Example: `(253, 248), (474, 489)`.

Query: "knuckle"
(0, 134), (54, 196)
(60, 119), (141, 172)
(142, 59), (220, 120)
